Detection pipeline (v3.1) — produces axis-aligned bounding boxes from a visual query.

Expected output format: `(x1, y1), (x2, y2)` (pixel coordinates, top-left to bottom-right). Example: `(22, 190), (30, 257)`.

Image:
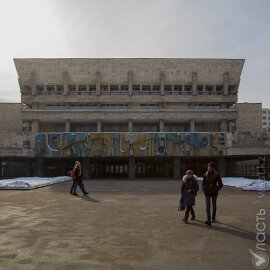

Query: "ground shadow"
(188, 219), (270, 244)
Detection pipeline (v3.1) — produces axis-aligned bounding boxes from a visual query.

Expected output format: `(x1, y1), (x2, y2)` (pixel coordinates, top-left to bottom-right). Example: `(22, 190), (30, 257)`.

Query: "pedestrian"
(68, 161), (88, 196)
(181, 170), (199, 224)
(202, 161), (223, 226)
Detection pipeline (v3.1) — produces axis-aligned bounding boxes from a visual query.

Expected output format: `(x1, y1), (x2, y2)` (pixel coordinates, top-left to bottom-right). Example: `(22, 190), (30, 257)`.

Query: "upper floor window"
(174, 85), (182, 95)
(78, 85), (88, 95)
(164, 85), (172, 95)
(37, 85), (44, 95)
(132, 85), (140, 95)
(139, 104), (160, 110)
(68, 85), (77, 95)
(152, 85), (160, 95)
(194, 103), (221, 109)
(142, 85), (151, 95)
(22, 85), (31, 95)
(100, 104), (128, 110)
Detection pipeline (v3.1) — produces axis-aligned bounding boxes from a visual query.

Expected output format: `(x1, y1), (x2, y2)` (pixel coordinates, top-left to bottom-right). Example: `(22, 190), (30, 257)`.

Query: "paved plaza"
(0, 180), (269, 270)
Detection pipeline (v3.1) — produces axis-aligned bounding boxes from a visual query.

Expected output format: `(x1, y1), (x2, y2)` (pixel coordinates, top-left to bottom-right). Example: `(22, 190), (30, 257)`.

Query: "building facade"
(2, 58), (269, 179)
(262, 108), (270, 131)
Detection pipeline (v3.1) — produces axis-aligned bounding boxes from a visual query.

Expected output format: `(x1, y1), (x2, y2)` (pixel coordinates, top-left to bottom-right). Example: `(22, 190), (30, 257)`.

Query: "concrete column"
(96, 72), (101, 96)
(192, 72), (197, 95)
(218, 157), (227, 177)
(223, 73), (229, 96)
(190, 120), (195, 132)
(159, 120), (164, 132)
(97, 120), (102, 132)
(65, 120), (71, 132)
(160, 73), (165, 96)
(32, 120), (39, 133)
(174, 158), (180, 179)
(128, 120), (133, 132)
(82, 157), (90, 180)
(30, 71), (37, 95)
(128, 157), (135, 179)
(63, 72), (69, 96)
(37, 158), (45, 177)
(128, 71), (133, 96)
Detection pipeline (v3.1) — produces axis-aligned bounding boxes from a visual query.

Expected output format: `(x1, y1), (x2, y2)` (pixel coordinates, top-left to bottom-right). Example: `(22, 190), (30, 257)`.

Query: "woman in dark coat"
(181, 170), (199, 224)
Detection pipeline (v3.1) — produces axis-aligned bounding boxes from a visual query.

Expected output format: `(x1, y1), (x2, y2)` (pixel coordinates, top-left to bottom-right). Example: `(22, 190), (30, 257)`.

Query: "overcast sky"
(0, 0), (269, 107)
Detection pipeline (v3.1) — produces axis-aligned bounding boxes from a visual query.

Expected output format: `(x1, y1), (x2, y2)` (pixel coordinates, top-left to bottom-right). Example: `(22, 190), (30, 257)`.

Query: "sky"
(0, 0), (269, 107)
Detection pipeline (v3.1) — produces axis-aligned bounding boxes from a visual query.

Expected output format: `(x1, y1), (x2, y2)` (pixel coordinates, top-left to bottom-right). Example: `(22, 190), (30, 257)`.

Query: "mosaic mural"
(35, 132), (227, 158)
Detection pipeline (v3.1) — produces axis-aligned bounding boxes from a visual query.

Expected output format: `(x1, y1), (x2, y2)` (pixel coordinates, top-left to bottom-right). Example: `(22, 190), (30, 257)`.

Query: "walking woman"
(181, 170), (199, 224)
(69, 161), (88, 196)
(202, 162), (223, 226)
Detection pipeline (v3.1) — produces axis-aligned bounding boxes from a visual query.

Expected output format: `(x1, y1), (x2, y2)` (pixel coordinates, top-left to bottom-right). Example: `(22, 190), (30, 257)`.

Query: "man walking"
(202, 162), (223, 226)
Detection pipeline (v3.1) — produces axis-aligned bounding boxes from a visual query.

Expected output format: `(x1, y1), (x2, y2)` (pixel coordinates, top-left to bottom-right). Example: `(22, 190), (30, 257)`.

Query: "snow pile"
(197, 177), (270, 191)
(0, 176), (72, 190)
(221, 177), (270, 191)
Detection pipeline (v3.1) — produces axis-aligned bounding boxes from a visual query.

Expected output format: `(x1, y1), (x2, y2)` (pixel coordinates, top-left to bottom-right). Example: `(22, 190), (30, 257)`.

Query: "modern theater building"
(1, 58), (269, 179)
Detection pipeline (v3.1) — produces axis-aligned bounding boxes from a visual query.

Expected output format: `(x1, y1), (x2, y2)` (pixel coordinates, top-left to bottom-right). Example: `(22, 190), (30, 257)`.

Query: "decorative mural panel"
(35, 132), (227, 158)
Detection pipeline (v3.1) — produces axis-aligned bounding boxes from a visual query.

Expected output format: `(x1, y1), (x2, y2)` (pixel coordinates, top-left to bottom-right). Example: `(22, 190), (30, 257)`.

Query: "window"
(216, 85), (223, 95)
(56, 85), (64, 95)
(101, 123), (128, 132)
(174, 85), (182, 95)
(46, 85), (55, 95)
(100, 104), (128, 110)
(71, 123), (97, 132)
(100, 85), (109, 95)
(89, 85), (96, 95)
(46, 104), (66, 110)
(139, 104), (160, 110)
(193, 104), (221, 109)
(120, 85), (128, 95)
(22, 86), (31, 95)
(152, 85), (160, 95)
(142, 85), (151, 95)
(197, 85), (203, 95)
(205, 85), (214, 95)
(228, 85), (238, 95)
(164, 85), (172, 95)
(68, 85), (77, 95)
(37, 85), (44, 95)
(183, 85), (192, 95)
(262, 111), (266, 114)
(69, 104), (98, 110)
(78, 85), (88, 95)
(132, 85), (140, 95)
(263, 122), (267, 125)
(133, 123), (159, 132)
(110, 85), (119, 95)
(263, 116), (266, 120)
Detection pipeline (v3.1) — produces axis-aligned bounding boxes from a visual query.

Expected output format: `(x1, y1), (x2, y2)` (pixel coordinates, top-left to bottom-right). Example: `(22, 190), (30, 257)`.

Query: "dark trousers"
(205, 194), (218, 221)
(70, 181), (87, 194)
(184, 205), (195, 220)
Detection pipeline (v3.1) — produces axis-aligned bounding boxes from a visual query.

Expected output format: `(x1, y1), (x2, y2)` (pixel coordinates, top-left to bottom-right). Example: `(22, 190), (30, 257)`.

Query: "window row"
(43, 103), (223, 110)
(36, 121), (227, 133)
(21, 84), (238, 96)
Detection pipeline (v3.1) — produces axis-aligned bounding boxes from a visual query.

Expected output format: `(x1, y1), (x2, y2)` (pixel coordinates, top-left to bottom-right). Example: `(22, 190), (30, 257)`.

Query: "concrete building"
(1, 58), (269, 179)
(262, 108), (270, 131)
(236, 103), (262, 131)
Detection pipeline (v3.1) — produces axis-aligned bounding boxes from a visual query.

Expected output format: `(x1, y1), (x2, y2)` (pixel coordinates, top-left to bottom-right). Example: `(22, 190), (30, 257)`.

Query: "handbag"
(178, 196), (185, 211)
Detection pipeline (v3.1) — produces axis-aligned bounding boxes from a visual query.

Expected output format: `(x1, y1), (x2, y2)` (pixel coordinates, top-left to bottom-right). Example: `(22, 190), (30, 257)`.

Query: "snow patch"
(198, 176), (270, 191)
(0, 176), (72, 190)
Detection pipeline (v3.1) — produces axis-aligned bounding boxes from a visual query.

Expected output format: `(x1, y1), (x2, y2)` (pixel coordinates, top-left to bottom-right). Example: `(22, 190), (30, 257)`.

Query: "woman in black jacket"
(202, 162), (223, 226)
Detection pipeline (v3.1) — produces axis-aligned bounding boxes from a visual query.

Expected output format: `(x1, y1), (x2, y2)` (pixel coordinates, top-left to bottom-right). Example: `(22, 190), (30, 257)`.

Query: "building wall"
(262, 108), (270, 131)
(236, 103), (262, 131)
